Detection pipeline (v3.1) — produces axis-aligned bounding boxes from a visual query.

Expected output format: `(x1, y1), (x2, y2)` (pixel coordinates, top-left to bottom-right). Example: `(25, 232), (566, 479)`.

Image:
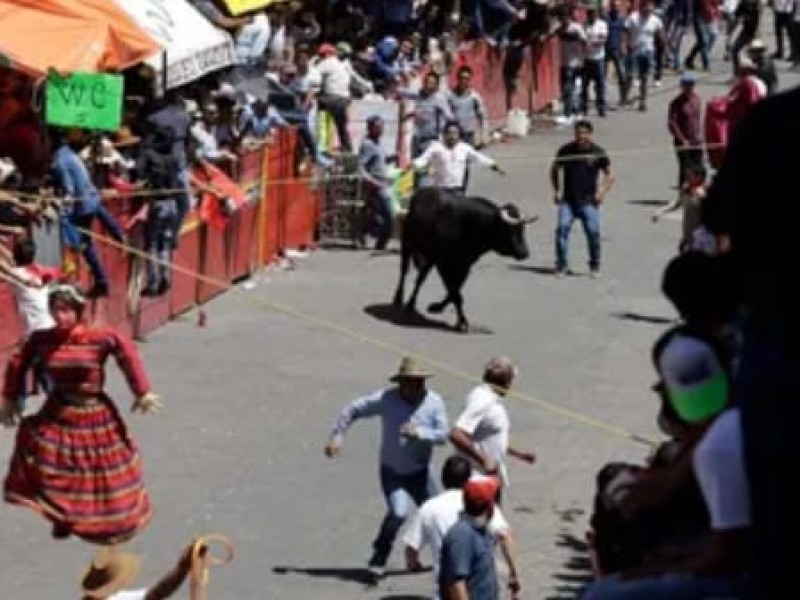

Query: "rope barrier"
(74, 224), (658, 449)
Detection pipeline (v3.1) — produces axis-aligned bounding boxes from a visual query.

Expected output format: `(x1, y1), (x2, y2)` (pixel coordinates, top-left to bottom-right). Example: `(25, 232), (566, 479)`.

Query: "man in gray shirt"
(358, 115), (394, 250)
(405, 72), (453, 189)
(325, 357), (449, 580)
(447, 66), (487, 147)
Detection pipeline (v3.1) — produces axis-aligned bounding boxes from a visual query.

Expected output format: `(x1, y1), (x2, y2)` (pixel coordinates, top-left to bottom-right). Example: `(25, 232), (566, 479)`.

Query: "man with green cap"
(324, 357), (449, 581)
(582, 331), (751, 600)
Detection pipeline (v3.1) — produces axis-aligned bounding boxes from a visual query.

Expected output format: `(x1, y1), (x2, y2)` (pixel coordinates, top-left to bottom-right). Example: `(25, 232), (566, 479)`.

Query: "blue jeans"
(582, 572), (752, 600)
(368, 187), (395, 249)
(560, 66), (581, 117)
(372, 466), (436, 565)
(555, 202), (601, 271)
(581, 59), (607, 115)
(145, 200), (177, 290)
(61, 205), (125, 287)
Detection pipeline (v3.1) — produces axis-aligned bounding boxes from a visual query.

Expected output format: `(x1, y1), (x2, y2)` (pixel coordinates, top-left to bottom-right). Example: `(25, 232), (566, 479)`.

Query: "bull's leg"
(406, 256), (434, 314)
(431, 263), (471, 332)
(392, 247), (411, 308)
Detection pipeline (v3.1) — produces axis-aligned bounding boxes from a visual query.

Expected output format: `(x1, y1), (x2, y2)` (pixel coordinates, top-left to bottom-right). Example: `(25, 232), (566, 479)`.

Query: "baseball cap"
(656, 334), (728, 424)
(318, 43), (337, 57)
(463, 475), (500, 507)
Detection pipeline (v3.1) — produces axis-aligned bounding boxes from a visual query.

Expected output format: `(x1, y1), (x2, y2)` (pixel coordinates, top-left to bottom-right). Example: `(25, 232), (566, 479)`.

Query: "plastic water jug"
(506, 109), (529, 136)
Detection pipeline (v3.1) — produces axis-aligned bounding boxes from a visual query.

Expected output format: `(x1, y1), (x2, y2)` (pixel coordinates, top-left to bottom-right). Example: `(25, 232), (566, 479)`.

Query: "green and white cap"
(657, 335), (728, 424)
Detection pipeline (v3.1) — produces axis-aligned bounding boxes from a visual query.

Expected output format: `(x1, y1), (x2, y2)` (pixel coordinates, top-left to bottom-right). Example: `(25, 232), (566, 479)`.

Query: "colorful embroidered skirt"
(4, 395), (152, 544)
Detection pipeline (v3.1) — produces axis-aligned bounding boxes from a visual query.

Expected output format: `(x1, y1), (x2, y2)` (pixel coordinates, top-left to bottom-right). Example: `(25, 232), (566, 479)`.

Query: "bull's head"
(497, 204), (537, 260)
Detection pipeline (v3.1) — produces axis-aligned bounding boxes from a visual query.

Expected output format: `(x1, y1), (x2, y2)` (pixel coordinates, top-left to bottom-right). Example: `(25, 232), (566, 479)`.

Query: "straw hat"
(80, 548), (141, 599)
(389, 357), (433, 382)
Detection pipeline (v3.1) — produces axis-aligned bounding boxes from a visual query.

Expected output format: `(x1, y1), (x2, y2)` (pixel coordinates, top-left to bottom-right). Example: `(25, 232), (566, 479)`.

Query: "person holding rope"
(0, 283), (162, 544)
(411, 121), (504, 196)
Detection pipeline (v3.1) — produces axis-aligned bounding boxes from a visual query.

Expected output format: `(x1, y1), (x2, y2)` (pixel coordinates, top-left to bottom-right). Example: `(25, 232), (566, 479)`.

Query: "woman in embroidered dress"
(0, 284), (162, 544)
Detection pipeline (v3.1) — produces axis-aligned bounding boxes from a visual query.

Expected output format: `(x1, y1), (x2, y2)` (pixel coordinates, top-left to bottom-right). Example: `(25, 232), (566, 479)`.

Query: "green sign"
(45, 72), (123, 131)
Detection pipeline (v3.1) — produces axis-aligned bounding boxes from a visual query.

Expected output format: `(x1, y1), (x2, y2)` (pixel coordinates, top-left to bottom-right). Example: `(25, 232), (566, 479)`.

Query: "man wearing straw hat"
(79, 541), (204, 600)
(325, 356), (449, 581)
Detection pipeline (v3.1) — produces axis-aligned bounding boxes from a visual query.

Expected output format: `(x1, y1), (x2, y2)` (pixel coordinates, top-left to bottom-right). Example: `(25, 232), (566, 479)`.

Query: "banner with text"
(45, 72), (123, 131)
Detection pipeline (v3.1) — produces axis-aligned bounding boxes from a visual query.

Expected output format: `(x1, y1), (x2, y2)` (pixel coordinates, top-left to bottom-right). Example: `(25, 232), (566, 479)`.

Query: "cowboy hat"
(80, 548), (141, 599)
(112, 126), (141, 148)
(390, 357), (433, 382)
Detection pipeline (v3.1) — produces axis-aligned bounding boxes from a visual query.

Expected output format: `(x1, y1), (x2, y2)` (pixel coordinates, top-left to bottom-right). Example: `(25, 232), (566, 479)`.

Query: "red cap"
(318, 43), (337, 57)
(463, 476), (500, 507)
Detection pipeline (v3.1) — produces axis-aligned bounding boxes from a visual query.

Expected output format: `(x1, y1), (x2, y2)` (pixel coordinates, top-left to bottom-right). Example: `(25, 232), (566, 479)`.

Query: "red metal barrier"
(170, 214), (201, 317)
(0, 283), (24, 354)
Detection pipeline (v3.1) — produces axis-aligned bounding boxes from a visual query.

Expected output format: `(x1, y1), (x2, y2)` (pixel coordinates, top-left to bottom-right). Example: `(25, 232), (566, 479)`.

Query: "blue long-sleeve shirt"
(331, 387), (449, 474)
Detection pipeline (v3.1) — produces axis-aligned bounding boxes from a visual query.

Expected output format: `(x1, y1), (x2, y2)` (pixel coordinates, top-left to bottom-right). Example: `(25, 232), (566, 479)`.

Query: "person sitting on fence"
(315, 43), (354, 153)
(191, 104), (239, 172)
(357, 115), (395, 251)
(50, 129), (125, 298)
(412, 121), (504, 195)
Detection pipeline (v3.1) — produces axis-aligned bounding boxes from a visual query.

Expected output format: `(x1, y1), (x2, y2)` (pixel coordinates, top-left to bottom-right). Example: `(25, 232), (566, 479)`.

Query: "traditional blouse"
(3, 326), (150, 401)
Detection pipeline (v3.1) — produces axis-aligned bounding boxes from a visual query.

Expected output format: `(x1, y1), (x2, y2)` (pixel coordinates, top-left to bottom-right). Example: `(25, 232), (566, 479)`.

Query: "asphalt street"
(2, 48), (796, 600)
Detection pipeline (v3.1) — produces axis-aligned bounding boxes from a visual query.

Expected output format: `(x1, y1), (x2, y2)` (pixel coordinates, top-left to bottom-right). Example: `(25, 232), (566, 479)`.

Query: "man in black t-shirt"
(550, 119), (615, 277)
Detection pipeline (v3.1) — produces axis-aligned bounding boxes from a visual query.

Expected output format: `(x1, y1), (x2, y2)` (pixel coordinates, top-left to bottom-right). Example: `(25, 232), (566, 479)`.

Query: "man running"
(324, 357), (449, 581)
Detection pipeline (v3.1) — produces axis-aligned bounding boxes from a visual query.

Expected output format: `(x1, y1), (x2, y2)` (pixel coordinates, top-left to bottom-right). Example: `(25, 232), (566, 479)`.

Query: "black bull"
(392, 189), (538, 332)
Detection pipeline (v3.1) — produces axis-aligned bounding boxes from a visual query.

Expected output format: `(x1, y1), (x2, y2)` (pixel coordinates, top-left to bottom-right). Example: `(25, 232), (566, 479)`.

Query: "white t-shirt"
(235, 13), (271, 65)
(412, 141), (495, 189)
(625, 13), (663, 54)
(316, 57), (351, 98)
(585, 19), (609, 61)
(454, 384), (511, 485)
(403, 488), (509, 598)
(693, 408), (751, 531)
(108, 590), (147, 600)
(10, 266), (56, 335)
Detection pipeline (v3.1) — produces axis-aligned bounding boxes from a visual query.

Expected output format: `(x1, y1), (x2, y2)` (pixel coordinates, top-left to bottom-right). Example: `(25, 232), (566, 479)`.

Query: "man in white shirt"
(449, 357), (536, 498)
(315, 43), (353, 152)
(412, 122), (504, 194)
(582, 7), (609, 118)
(79, 540), (203, 600)
(9, 239), (60, 336)
(623, 1), (665, 112)
(404, 455), (521, 600)
(582, 333), (752, 600)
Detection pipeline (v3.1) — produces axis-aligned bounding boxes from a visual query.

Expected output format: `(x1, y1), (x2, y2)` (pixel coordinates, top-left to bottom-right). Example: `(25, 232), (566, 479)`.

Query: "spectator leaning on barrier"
(447, 66), (488, 147)
(357, 115), (394, 251)
(138, 129), (181, 297)
(315, 43), (354, 153)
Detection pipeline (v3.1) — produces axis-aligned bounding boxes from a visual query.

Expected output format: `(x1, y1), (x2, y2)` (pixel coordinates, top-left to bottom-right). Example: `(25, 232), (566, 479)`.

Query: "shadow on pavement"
(544, 507), (594, 600)
(507, 264), (557, 276)
(273, 565), (375, 585)
(380, 596), (430, 600)
(626, 199), (669, 206)
(611, 311), (676, 326)
(364, 303), (454, 331)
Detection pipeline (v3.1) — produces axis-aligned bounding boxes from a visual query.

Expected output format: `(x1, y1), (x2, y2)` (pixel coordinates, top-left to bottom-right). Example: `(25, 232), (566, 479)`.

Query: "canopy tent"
(0, 0), (161, 77)
(115, 0), (235, 90)
(222, 0), (290, 17)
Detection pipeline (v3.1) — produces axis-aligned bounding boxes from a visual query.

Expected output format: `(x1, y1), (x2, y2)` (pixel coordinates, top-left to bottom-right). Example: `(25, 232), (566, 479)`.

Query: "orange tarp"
(0, 0), (161, 77)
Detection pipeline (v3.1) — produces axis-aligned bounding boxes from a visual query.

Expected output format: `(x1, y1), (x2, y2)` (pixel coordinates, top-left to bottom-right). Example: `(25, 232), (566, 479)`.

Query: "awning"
(223, 0), (290, 17)
(116, 0), (235, 90)
(0, 0), (161, 77)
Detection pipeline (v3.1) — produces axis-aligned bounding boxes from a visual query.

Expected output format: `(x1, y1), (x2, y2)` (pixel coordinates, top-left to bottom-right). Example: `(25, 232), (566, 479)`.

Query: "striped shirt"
(331, 387), (449, 474)
(3, 326), (150, 400)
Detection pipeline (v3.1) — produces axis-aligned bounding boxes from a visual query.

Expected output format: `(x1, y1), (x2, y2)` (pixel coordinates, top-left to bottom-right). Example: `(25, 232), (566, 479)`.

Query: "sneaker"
(555, 269), (567, 279)
(590, 269), (602, 279)
(654, 79), (662, 88)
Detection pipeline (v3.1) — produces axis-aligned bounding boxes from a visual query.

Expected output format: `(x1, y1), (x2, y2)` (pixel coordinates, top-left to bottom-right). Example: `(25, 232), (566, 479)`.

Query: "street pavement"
(2, 52), (797, 600)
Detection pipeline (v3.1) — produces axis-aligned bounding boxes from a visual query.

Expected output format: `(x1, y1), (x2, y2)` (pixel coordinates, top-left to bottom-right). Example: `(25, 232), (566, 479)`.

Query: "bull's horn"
(500, 208), (522, 225)
(523, 214), (540, 224)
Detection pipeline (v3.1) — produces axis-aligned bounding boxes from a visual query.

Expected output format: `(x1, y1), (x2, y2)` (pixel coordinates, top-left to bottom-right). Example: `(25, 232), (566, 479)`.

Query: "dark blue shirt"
(439, 516), (498, 600)
(605, 9), (625, 54)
